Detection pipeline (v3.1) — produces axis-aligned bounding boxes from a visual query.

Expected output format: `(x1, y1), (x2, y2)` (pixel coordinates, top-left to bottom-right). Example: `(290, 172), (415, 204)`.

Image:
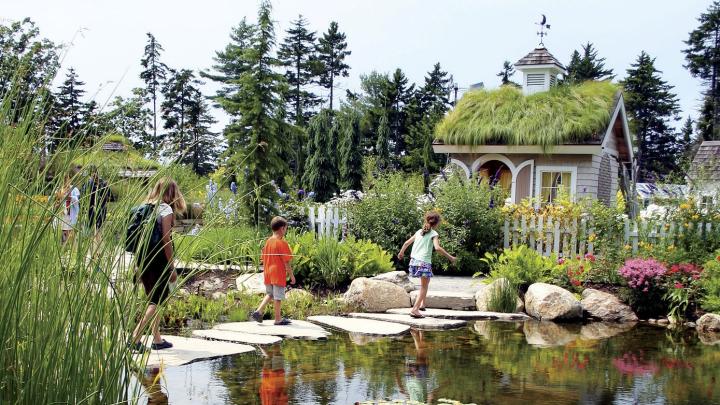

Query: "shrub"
(432, 175), (505, 275)
(664, 263), (704, 321)
(618, 258), (668, 318)
(551, 254), (595, 292)
(348, 173), (424, 255)
(480, 245), (555, 292)
(700, 253), (720, 313)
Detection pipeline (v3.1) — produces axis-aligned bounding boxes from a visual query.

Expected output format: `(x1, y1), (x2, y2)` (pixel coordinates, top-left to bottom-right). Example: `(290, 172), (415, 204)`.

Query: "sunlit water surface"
(137, 321), (720, 405)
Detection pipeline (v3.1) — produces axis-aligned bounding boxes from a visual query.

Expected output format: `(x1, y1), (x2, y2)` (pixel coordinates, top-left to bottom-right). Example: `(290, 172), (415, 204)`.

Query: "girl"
(398, 211), (456, 318)
(130, 177), (186, 352)
(56, 175), (80, 246)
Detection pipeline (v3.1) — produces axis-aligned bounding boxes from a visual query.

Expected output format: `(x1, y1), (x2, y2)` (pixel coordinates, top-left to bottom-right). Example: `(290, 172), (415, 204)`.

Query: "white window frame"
(534, 165), (578, 206)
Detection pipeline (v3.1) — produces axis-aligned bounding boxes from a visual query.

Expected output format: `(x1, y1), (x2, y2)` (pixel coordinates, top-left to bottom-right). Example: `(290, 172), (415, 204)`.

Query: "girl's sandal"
(410, 313), (425, 319)
(419, 307), (427, 311)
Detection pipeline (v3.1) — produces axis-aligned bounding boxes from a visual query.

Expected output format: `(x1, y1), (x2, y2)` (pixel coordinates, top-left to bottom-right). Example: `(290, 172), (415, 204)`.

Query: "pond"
(138, 321), (720, 404)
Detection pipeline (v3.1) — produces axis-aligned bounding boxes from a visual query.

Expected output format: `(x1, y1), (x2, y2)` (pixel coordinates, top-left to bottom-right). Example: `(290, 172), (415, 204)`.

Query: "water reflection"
(142, 321), (720, 404)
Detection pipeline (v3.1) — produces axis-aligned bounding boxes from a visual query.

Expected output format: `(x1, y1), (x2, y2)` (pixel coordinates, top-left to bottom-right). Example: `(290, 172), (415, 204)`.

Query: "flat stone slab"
(308, 315), (410, 336)
(136, 335), (255, 367)
(347, 312), (466, 330)
(410, 290), (476, 310)
(213, 320), (331, 340)
(386, 307), (530, 321)
(192, 329), (282, 345)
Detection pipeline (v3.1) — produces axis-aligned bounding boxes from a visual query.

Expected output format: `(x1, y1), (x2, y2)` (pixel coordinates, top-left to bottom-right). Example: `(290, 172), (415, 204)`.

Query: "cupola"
(514, 46), (566, 95)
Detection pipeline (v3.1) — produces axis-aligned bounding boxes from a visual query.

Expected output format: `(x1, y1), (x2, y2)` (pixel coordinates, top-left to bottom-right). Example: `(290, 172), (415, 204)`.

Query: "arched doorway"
(477, 160), (512, 192)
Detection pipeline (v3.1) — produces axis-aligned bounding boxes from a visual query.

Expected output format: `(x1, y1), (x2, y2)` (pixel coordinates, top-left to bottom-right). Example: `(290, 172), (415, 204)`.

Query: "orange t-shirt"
(261, 237), (292, 287)
(260, 369), (288, 405)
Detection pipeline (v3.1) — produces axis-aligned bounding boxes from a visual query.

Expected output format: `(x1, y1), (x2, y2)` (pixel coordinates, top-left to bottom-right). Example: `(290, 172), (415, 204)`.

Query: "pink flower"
(557, 258), (565, 265)
(674, 282), (684, 289)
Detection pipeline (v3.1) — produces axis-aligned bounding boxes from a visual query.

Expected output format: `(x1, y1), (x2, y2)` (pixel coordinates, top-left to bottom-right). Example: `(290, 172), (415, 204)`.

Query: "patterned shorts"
(409, 258), (433, 278)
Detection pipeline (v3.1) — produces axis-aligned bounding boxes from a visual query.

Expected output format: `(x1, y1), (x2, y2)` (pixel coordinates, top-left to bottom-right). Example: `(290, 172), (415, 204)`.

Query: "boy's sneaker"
(250, 311), (263, 323)
(274, 318), (292, 326)
(150, 339), (173, 350)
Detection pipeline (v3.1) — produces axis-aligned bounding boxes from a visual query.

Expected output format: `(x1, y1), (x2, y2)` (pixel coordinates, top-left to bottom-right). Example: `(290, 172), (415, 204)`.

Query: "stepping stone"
(347, 313), (466, 330)
(213, 320), (330, 340)
(192, 329), (282, 345)
(307, 315), (410, 336)
(410, 290), (476, 310)
(135, 335), (255, 367)
(386, 308), (530, 321)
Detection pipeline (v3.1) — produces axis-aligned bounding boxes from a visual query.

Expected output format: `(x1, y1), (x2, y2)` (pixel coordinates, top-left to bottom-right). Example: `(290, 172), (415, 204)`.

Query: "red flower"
(674, 282), (684, 289)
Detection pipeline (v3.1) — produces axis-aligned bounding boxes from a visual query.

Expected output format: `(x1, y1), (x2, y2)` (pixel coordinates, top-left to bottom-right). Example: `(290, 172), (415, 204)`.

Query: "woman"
(130, 177), (186, 351)
(56, 175), (80, 246)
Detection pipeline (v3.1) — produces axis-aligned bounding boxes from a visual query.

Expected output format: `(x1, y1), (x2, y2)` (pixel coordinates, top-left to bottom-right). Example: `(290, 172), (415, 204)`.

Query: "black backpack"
(125, 204), (163, 255)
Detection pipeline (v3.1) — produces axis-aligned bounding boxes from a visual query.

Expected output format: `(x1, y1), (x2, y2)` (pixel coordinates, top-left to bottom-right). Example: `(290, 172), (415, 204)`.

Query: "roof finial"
(536, 14), (551, 46)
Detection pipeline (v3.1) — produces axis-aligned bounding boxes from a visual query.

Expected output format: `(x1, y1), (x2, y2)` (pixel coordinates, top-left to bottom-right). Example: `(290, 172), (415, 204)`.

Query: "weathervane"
(536, 14), (551, 46)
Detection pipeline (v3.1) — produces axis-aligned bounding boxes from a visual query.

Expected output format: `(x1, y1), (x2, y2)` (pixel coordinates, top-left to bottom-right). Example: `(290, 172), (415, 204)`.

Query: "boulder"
(697, 331), (720, 346)
(210, 292), (226, 301)
(410, 290), (475, 310)
(524, 283), (583, 321)
(343, 278), (411, 312)
(235, 273), (266, 295)
(371, 271), (416, 292)
(696, 313), (720, 332)
(200, 277), (223, 292)
(581, 289), (638, 322)
(474, 278), (524, 313)
(523, 321), (579, 347)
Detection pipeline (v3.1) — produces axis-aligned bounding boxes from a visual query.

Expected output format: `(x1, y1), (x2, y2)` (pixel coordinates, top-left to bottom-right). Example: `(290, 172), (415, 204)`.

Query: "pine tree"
(50, 68), (87, 149)
(679, 116), (698, 161)
(303, 109), (339, 201)
(316, 21), (350, 110)
(384, 68), (415, 157)
(419, 63), (453, 115)
(105, 88), (151, 149)
(622, 51), (681, 181)
(376, 113), (390, 171)
(186, 90), (220, 175)
(140, 33), (168, 157)
(684, 1), (720, 140)
(205, 1), (288, 224)
(338, 106), (363, 190)
(278, 15), (319, 126)
(565, 42), (615, 83)
(161, 69), (197, 162)
(497, 60), (519, 87)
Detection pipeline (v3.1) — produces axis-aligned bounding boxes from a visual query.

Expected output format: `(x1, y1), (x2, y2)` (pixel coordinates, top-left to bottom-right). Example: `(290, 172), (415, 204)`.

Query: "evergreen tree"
(376, 113), (390, 171)
(278, 15), (319, 126)
(161, 69), (197, 161)
(186, 90), (220, 175)
(383, 68), (415, 157)
(316, 21), (350, 110)
(50, 68), (87, 149)
(419, 63), (453, 116)
(497, 60), (519, 86)
(622, 51), (681, 181)
(565, 42), (615, 83)
(206, 1), (288, 224)
(105, 88), (151, 149)
(139, 33), (168, 157)
(684, 1), (720, 140)
(679, 116), (698, 161)
(303, 109), (339, 201)
(357, 71), (389, 152)
(338, 106), (363, 190)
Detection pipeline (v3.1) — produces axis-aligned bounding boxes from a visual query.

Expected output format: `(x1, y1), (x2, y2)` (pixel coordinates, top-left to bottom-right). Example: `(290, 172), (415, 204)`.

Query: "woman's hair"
(421, 211), (441, 236)
(146, 177), (187, 214)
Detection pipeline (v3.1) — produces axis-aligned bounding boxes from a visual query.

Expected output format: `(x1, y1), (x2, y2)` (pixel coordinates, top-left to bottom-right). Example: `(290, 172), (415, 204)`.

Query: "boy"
(250, 216), (295, 325)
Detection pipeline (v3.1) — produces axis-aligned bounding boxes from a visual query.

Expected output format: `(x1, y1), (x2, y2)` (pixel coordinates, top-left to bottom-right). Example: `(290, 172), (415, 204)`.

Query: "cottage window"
(535, 166), (577, 205)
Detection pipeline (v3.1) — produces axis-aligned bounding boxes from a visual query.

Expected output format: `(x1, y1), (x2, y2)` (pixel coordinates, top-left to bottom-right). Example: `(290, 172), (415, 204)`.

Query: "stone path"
(192, 329), (282, 345)
(347, 312), (467, 330)
(308, 315), (410, 336)
(213, 320), (331, 340)
(386, 308), (530, 321)
(410, 290), (476, 310)
(136, 335), (255, 367)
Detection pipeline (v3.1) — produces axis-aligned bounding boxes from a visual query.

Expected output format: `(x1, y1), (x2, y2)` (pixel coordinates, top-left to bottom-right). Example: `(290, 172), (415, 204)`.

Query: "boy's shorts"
(265, 284), (286, 300)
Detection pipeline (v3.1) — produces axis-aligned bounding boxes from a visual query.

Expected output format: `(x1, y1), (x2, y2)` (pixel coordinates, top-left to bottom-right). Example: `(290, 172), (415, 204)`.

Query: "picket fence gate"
(307, 205), (348, 239)
(504, 216), (719, 257)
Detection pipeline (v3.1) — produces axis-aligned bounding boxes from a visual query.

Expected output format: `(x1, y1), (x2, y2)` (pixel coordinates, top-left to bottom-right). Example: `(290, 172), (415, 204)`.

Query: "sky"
(2, 0), (712, 131)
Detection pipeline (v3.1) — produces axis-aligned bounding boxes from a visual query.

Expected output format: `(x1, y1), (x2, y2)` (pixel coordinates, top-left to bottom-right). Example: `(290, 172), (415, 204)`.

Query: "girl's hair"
(146, 177), (187, 214)
(421, 211), (441, 235)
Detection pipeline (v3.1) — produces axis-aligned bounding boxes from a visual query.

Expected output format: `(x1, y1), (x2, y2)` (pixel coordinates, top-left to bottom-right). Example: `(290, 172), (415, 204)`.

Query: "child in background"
(398, 211), (456, 318)
(251, 216), (295, 325)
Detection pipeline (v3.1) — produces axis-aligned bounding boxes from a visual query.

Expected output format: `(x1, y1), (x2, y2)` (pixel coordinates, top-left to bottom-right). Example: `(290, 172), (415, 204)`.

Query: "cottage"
(433, 46), (634, 206)
(688, 140), (720, 205)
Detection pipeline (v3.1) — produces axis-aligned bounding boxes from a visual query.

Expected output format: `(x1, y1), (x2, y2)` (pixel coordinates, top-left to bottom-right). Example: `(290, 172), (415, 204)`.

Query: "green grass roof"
(72, 134), (160, 171)
(435, 81), (620, 149)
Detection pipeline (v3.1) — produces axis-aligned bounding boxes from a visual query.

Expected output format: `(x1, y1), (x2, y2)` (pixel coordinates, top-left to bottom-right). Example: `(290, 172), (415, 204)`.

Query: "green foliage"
(337, 106), (363, 190)
(486, 279), (519, 313)
(564, 42), (615, 83)
(278, 15), (320, 127)
(435, 81), (618, 150)
(302, 109), (339, 201)
(700, 253), (720, 313)
(139, 32), (169, 156)
(287, 232), (393, 289)
(316, 21), (350, 110)
(432, 175), (505, 274)
(348, 172), (424, 255)
(481, 246), (555, 289)
(175, 225), (264, 269)
(375, 113), (391, 170)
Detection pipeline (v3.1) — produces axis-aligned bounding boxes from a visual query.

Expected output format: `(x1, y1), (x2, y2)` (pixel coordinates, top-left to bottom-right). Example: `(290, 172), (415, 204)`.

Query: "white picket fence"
(504, 216), (719, 257)
(307, 205), (348, 239)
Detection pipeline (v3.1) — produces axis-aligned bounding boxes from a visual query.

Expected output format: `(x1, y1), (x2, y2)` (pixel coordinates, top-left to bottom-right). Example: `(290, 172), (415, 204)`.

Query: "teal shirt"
(410, 229), (438, 264)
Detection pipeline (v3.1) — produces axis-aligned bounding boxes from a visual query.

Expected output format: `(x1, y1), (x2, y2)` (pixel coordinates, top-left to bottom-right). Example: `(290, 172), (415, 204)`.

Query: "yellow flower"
(692, 214), (700, 220)
(668, 245), (675, 251)
(624, 244), (631, 251)
(684, 222), (690, 228)
(679, 203), (691, 210)
(588, 233), (597, 242)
